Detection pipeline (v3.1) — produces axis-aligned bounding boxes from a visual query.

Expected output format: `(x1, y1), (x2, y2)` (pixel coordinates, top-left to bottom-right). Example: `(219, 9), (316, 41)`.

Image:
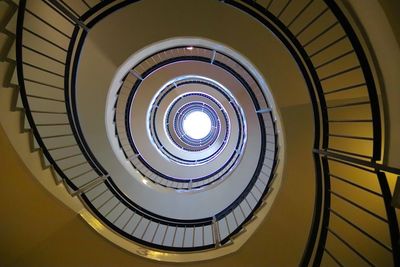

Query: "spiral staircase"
(0, 0), (399, 266)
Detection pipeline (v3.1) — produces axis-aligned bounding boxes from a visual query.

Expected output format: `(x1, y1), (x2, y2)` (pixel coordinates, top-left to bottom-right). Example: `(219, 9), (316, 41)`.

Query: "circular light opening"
(183, 111), (212, 139)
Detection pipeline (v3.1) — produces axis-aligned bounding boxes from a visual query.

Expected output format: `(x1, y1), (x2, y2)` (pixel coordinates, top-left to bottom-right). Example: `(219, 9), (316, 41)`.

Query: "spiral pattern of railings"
(9, 0), (400, 265)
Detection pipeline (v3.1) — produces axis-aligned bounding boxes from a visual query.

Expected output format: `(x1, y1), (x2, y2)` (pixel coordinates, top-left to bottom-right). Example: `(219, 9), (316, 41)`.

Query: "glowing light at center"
(183, 111), (211, 139)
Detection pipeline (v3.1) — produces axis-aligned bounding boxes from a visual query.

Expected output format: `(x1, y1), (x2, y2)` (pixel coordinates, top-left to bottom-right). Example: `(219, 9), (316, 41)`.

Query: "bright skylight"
(183, 111), (212, 139)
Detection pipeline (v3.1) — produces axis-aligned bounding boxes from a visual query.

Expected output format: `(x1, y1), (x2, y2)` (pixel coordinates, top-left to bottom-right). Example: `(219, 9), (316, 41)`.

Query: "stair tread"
(5, 8), (17, 34)
(6, 38), (15, 60)
(23, 114), (30, 130)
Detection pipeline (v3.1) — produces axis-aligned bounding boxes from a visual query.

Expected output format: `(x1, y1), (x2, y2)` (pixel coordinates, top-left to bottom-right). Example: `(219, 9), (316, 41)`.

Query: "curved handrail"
(15, 0), (278, 251)
(67, 1), (278, 249)
(14, 0), (400, 262)
(117, 52), (265, 190)
(226, 0), (399, 266)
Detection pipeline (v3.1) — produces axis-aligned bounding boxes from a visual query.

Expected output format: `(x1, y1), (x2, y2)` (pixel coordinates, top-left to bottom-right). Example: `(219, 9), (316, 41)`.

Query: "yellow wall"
(0, 101), (316, 267)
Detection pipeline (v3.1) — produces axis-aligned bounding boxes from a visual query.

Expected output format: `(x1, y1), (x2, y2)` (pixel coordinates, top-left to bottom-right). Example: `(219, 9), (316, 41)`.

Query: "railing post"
(377, 172), (400, 266)
(47, 0), (89, 31)
(392, 177), (400, 208)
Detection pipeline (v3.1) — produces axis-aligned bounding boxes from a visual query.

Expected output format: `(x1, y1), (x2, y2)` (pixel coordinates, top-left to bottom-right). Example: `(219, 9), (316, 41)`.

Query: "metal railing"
(11, 0), (400, 263)
(14, 0), (278, 251)
(227, 0), (400, 266)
